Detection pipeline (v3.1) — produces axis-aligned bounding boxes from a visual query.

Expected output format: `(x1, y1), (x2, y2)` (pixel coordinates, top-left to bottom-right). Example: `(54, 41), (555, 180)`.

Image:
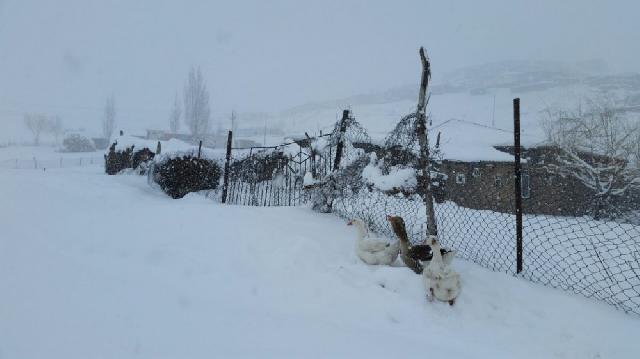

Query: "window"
(456, 173), (466, 184)
(472, 167), (481, 177)
(521, 173), (531, 199)
(494, 175), (503, 187)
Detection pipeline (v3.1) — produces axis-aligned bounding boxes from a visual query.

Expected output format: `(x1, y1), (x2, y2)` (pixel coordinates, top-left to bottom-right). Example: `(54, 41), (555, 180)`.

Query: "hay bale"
(152, 155), (221, 199)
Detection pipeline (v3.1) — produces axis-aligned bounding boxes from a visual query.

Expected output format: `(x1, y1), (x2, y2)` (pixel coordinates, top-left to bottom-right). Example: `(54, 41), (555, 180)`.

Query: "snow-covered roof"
(110, 135), (158, 152)
(430, 119), (535, 162)
(109, 136), (214, 154)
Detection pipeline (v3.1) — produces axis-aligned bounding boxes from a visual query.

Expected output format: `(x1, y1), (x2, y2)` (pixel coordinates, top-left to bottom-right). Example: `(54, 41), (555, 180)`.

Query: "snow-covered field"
(0, 145), (104, 170)
(1, 157), (640, 358)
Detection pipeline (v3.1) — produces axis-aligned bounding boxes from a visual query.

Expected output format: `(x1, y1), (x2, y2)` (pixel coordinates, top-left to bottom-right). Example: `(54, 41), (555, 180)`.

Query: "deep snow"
(1, 163), (640, 358)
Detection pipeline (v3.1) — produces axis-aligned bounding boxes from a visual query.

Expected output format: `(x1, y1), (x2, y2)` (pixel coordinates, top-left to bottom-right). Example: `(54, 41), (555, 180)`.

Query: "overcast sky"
(1, 0), (639, 136)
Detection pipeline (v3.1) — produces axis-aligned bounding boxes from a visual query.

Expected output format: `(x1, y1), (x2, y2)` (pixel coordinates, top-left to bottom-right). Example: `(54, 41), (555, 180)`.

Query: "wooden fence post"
(222, 131), (233, 204)
(332, 110), (349, 171)
(513, 98), (524, 274)
(197, 140), (202, 158)
(415, 47), (438, 238)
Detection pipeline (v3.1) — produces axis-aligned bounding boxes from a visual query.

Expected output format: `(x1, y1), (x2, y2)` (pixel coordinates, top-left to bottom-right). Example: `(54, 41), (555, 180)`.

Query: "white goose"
(423, 236), (461, 305)
(347, 218), (400, 265)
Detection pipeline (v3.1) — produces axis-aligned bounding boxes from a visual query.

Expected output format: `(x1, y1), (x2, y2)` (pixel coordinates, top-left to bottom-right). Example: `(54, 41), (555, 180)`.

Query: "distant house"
(91, 137), (110, 150)
(426, 119), (625, 217)
(145, 130), (225, 148)
(146, 129), (264, 149)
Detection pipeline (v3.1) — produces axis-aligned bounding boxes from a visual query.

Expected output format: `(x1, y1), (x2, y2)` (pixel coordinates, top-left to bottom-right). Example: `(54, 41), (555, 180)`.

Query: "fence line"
(0, 156), (104, 170)
(219, 109), (640, 316)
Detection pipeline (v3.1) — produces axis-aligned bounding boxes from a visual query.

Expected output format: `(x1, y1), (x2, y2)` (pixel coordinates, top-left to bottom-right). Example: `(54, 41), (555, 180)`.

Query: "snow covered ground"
(1, 162), (640, 358)
(0, 145), (104, 170)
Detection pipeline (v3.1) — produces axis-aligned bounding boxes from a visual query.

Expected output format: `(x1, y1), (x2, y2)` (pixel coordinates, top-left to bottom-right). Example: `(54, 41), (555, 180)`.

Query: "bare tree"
(169, 92), (181, 133)
(183, 66), (210, 139)
(23, 113), (49, 145)
(48, 116), (64, 145)
(102, 95), (116, 139)
(544, 100), (640, 218)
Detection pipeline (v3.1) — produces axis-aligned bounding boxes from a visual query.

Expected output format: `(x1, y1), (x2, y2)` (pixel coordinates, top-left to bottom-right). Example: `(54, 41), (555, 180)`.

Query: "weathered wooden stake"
(513, 98), (524, 274)
(197, 140), (202, 158)
(415, 47), (438, 237)
(222, 130), (233, 204)
(333, 110), (349, 171)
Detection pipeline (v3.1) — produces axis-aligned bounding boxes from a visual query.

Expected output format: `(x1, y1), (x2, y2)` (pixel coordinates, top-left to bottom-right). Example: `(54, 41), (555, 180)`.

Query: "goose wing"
(359, 238), (396, 253)
(408, 244), (433, 261)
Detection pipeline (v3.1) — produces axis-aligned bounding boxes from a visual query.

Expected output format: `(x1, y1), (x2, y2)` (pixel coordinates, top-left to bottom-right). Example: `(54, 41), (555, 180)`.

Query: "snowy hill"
(271, 61), (640, 144)
(1, 159), (639, 358)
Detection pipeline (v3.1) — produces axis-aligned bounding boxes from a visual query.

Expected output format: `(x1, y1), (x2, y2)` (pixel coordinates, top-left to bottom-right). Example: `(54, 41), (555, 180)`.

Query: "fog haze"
(1, 0), (639, 138)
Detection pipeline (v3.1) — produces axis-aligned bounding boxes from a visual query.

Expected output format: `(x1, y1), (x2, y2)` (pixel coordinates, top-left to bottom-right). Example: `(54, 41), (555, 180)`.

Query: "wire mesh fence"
(224, 134), (334, 206)
(220, 110), (640, 316)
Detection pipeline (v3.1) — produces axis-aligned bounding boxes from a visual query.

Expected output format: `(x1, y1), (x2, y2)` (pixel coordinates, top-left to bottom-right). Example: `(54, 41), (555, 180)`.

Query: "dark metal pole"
(198, 140), (203, 158)
(222, 131), (233, 204)
(513, 98), (523, 274)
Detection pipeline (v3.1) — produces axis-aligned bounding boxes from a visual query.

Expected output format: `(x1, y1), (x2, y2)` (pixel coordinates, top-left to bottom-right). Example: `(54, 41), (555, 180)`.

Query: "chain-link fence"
(331, 113), (639, 316)
(220, 110), (640, 316)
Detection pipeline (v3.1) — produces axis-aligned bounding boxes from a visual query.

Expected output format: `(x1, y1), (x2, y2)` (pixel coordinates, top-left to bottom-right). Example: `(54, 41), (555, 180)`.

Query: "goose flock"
(348, 216), (461, 305)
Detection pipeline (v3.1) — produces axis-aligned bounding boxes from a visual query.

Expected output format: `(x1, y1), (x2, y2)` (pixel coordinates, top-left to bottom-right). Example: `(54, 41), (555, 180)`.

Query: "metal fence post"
(513, 98), (524, 274)
(222, 130), (233, 204)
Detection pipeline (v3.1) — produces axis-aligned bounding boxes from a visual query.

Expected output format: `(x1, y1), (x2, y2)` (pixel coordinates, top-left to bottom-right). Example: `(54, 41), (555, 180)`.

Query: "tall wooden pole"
(222, 130), (233, 204)
(416, 47), (438, 237)
(513, 98), (524, 274)
(332, 110), (349, 172)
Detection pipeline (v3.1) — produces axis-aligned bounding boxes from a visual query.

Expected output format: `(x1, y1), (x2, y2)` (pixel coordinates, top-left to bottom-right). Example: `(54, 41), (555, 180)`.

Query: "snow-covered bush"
(63, 134), (96, 152)
(362, 154), (417, 193)
(151, 154), (221, 199)
(131, 148), (155, 170)
(104, 143), (133, 175)
(104, 136), (158, 175)
(230, 150), (288, 183)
